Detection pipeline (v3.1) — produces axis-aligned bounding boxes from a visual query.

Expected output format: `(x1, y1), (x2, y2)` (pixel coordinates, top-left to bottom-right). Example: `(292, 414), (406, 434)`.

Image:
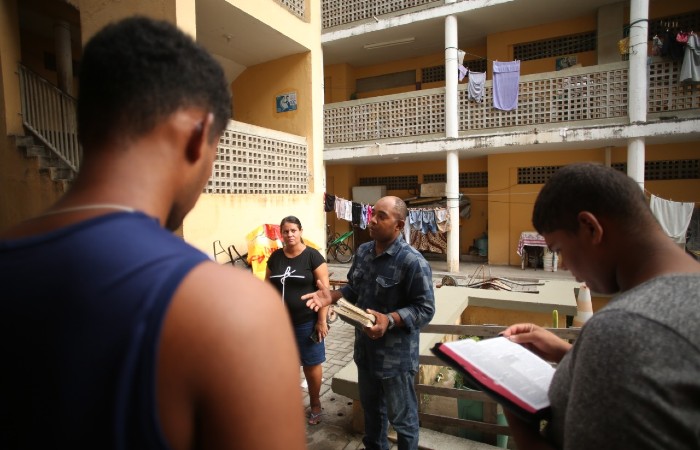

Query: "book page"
(443, 337), (554, 411)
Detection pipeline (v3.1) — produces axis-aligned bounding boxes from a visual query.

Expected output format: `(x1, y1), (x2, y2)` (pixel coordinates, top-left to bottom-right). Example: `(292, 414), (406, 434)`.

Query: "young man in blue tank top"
(0, 17), (306, 450)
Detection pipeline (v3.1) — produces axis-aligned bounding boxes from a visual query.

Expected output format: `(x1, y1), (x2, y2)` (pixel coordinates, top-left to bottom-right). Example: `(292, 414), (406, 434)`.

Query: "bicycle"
(327, 229), (354, 264)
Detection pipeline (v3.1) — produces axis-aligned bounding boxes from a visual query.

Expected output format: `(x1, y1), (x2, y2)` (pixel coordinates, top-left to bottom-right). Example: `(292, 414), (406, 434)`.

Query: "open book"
(333, 299), (376, 329)
(432, 337), (554, 422)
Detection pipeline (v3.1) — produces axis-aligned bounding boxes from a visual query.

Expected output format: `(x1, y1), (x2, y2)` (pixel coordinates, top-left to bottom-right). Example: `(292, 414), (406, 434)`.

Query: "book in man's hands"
(432, 337), (554, 423)
(333, 299), (376, 329)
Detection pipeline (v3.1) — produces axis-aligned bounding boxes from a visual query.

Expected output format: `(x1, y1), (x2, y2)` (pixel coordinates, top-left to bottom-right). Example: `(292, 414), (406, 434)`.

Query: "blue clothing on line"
(0, 212), (209, 450)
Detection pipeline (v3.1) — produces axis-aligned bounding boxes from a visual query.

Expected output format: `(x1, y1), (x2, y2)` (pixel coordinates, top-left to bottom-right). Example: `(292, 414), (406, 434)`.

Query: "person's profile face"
(543, 228), (617, 294)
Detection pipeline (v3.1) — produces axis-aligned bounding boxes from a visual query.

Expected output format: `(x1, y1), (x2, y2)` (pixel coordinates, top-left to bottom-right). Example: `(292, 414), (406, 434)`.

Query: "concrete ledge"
(411, 427), (503, 450)
(331, 288), (469, 401)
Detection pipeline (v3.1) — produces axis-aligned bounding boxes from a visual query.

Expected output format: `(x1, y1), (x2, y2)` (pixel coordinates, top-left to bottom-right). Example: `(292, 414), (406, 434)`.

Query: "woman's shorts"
(294, 320), (326, 366)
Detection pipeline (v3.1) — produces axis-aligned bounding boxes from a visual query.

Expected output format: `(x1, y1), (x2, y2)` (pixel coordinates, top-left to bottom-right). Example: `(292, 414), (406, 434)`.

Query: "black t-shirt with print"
(267, 246), (325, 325)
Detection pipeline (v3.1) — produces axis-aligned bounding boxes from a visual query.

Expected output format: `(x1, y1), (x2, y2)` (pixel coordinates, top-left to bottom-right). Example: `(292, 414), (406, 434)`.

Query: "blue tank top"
(0, 212), (209, 449)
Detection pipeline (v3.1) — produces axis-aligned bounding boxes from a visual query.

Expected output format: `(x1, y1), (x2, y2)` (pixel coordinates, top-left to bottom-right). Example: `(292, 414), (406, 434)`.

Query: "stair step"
(25, 145), (50, 158)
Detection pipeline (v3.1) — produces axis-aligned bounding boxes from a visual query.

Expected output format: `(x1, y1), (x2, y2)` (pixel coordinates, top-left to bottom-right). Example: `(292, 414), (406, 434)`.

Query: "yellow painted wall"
(324, 63), (355, 102)
(232, 52), (311, 138)
(183, 193), (326, 262)
(487, 142), (700, 267)
(462, 306), (554, 329)
(487, 15), (597, 78)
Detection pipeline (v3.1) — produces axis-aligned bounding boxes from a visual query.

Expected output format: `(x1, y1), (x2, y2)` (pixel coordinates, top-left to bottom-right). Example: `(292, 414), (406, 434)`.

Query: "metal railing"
(18, 64), (81, 173)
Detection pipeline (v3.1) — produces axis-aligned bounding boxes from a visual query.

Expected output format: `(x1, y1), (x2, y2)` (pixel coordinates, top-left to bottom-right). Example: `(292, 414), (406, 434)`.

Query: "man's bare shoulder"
(157, 261), (305, 450)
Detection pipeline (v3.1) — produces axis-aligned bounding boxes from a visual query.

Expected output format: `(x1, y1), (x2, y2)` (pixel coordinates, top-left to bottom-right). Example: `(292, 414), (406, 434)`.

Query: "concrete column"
(445, 15), (460, 272)
(54, 20), (73, 96)
(626, 0), (648, 189)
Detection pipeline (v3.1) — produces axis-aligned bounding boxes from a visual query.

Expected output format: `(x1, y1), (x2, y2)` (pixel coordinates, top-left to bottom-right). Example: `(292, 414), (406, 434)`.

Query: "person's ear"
(577, 211), (604, 245)
(185, 112), (214, 163)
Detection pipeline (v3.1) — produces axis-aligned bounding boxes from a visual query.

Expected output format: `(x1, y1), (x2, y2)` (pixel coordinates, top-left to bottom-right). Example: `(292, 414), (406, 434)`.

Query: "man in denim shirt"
(303, 196), (435, 450)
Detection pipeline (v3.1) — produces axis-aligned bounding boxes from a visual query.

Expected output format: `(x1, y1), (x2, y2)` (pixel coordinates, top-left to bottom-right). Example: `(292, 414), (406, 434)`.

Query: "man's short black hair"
(78, 16), (231, 148)
(533, 163), (651, 234)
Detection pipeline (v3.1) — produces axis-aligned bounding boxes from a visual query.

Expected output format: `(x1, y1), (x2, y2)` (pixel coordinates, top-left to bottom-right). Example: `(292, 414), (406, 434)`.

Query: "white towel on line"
(649, 194), (695, 244)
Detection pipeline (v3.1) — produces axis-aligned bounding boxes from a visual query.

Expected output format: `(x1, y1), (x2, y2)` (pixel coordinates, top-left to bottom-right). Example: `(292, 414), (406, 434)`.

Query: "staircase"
(13, 134), (75, 192)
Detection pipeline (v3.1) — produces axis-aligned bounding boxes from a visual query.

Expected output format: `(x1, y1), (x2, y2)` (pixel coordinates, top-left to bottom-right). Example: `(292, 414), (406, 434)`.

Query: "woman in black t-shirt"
(265, 216), (329, 425)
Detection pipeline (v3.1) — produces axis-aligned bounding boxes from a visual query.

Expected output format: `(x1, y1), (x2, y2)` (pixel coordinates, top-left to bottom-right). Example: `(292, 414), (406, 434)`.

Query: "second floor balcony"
(324, 59), (700, 155)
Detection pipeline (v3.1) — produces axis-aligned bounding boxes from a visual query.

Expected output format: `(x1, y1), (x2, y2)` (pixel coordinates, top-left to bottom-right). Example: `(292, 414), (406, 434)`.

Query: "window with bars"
(422, 65), (445, 83)
(519, 160), (699, 185)
(424, 172), (488, 188)
(514, 32), (596, 62)
(464, 59), (487, 74)
(359, 175), (418, 191)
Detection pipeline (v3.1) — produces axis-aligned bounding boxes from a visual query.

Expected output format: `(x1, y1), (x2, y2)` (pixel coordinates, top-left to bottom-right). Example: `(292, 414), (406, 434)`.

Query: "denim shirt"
(340, 235), (435, 377)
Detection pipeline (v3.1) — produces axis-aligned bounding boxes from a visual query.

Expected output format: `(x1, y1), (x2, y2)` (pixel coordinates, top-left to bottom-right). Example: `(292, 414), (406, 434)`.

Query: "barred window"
(518, 166), (560, 184)
(422, 65), (445, 83)
(359, 175), (418, 191)
(519, 160), (699, 185)
(464, 59), (487, 74)
(514, 32), (596, 62)
(424, 172), (488, 188)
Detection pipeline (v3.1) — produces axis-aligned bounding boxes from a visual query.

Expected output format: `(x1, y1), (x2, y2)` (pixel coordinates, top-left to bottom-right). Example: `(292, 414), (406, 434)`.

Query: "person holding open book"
(502, 163), (700, 450)
(302, 196), (435, 450)
(265, 215), (330, 426)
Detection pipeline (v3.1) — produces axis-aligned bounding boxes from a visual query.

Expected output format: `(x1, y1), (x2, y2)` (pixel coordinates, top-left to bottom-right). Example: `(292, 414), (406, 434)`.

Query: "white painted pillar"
(445, 15), (460, 272)
(54, 20), (73, 96)
(626, 0), (648, 190)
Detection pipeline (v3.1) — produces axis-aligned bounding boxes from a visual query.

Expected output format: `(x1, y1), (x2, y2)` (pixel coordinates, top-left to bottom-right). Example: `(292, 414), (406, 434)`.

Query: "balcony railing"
(324, 59), (700, 146)
(322, 0), (442, 29)
(18, 64), (81, 173)
(206, 120), (309, 195)
(274, 0), (305, 20)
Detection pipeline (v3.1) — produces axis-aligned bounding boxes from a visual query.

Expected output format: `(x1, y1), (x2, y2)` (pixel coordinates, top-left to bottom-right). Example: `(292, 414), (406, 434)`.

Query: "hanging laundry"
(421, 209), (438, 234)
(492, 60), (520, 111)
(351, 202), (362, 227)
(408, 209), (422, 231)
(468, 71), (486, 103)
(650, 194), (695, 244)
(679, 33), (700, 85)
(458, 65), (468, 82)
(334, 196), (344, 220)
(324, 193), (336, 212)
(435, 208), (450, 232)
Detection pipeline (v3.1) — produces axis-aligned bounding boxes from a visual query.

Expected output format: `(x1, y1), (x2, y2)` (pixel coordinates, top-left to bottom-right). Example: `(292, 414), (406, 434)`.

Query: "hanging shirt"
(680, 33), (700, 85)
(649, 194), (695, 244)
(324, 193), (336, 213)
(468, 71), (486, 102)
(458, 65), (468, 82)
(493, 60), (521, 111)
